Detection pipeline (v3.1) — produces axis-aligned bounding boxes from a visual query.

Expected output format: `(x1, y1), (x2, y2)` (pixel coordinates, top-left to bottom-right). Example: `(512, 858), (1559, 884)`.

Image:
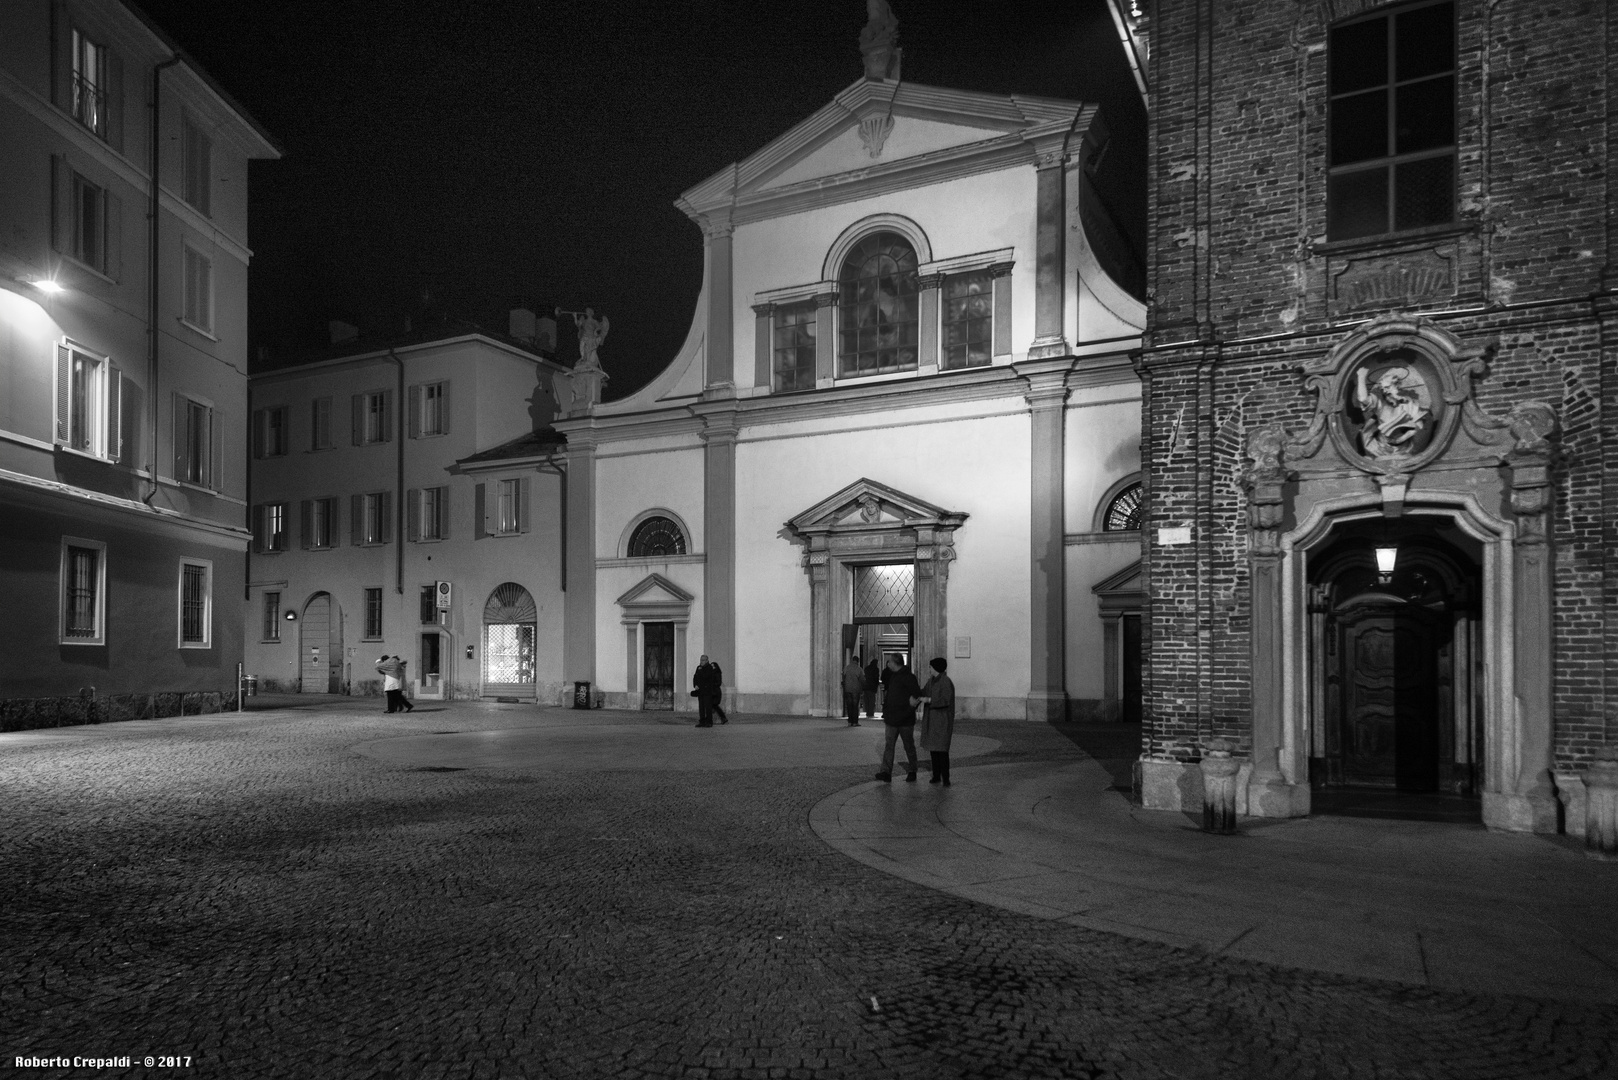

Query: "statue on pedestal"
(860, 0), (900, 80)
(554, 306), (612, 415)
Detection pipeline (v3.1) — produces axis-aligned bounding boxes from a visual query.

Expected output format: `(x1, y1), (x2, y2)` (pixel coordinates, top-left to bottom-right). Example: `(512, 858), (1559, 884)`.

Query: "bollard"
(1199, 738), (1241, 835)
(1583, 746), (1618, 860)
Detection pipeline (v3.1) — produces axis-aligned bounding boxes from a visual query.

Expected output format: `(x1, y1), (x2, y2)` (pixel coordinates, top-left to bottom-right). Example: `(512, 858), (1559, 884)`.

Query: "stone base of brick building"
(1140, 757), (1316, 819)
(1555, 773), (1586, 839)
(1024, 691), (1069, 723)
(1481, 789), (1561, 834)
(0, 691), (241, 733)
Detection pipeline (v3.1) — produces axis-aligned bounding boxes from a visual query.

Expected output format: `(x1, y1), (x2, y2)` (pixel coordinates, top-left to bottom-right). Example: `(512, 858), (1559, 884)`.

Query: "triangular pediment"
(615, 573), (696, 608)
(679, 79), (1093, 215)
(787, 477), (967, 536)
(1091, 560), (1143, 597)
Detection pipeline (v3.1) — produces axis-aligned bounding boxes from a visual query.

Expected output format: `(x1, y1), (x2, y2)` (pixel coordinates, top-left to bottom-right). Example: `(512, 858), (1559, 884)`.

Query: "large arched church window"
(628, 515), (686, 557)
(1103, 481), (1143, 531)
(838, 231), (919, 378)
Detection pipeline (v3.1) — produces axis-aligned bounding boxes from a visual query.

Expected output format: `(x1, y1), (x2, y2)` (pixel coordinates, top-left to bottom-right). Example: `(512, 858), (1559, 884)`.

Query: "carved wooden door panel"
(1338, 611), (1441, 790)
(642, 621), (674, 710)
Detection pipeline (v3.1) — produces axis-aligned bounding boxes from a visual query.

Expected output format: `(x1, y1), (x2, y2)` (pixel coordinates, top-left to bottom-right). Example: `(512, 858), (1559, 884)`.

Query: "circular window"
(1103, 482), (1143, 532)
(628, 516), (686, 558)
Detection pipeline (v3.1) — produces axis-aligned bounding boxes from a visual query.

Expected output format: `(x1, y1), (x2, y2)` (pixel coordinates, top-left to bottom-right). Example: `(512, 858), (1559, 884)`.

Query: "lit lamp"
(1374, 543), (1398, 583)
(284, 609), (298, 622)
(29, 278), (64, 294)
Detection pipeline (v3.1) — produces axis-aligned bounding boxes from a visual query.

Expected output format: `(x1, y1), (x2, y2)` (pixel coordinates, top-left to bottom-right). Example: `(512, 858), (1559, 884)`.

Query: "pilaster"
(700, 210), (735, 389)
(562, 428), (598, 686)
(917, 272), (943, 376)
(697, 404), (739, 695)
(1017, 357), (1073, 721)
(814, 291), (838, 387)
(1025, 136), (1072, 361)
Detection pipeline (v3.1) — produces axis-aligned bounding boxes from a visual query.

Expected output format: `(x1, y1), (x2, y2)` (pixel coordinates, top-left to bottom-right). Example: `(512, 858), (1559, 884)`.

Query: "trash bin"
(244, 675), (259, 697)
(572, 681), (593, 709)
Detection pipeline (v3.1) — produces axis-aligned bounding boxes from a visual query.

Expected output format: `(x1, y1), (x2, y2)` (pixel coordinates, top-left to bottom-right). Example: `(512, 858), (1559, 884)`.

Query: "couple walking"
(375, 655), (414, 713)
(691, 654), (729, 727)
(872, 656), (956, 785)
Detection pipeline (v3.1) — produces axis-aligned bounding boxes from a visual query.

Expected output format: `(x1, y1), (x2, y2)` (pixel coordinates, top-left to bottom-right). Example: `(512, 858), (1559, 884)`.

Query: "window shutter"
(518, 476), (532, 534)
(54, 344), (70, 444)
(209, 406), (221, 490)
(105, 193), (123, 280)
(379, 490), (393, 544)
(407, 385), (421, 439)
(438, 486), (451, 539)
(50, 2), (70, 108)
(172, 392), (187, 480)
(351, 394), (363, 445)
(329, 498), (341, 547)
(251, 504), (264, 554)
(474, 482), (487, 540)
(105, 363), (121, 462)
(251, 409), (265, 459)
(381, 390), (393, 443)
(299, 500), (312, 549)
(351, 494), (362, 546)
(106, 52), (125, 153)
(314, 397), (331, 449)
(51, 155), (71, 253)
(406, 488), (420, 541)
(440, 382), (451, 435)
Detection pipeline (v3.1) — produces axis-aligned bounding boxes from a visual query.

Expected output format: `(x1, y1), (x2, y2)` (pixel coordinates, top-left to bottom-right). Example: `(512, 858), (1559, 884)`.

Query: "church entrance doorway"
(847, 562), (914, 708)
(1308, 520), (1481, 821)
(642, 621), (675, 709)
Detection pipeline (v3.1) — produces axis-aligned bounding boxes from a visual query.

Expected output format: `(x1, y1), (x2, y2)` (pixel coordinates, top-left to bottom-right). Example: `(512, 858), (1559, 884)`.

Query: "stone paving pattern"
(2, 703), (1615, 1079)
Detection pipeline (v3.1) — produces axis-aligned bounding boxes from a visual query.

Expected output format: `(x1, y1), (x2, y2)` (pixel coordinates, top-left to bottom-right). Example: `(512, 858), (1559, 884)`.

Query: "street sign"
(436, 580), (451, 610)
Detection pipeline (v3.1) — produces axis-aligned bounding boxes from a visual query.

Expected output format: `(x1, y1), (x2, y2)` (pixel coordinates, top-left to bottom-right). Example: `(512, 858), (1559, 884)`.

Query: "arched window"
(838, 231), (919, 378)
(482, 583), (537, 692)
(628, 516), (686, 558)
(1103, 481), (1143, 532)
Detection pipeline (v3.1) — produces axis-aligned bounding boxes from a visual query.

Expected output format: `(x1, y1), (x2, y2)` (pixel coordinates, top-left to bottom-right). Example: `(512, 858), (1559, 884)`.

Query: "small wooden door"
(1338, 609), (1441, 790)
(642, 622), (674, 709)
(300, 594), (338, 693)
(419, 632), (443, 698)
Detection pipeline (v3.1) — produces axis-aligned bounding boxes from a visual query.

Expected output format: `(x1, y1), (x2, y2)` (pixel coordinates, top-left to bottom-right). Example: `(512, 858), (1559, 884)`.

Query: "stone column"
(1027, 142), (1071, 361)
(563, 430), (597, 687)
(701, 212), (735, 389)
(804, 546), (831, 716)
(1020, 360), (1071, 722)
(700, 408), (739, 700)
(918, 273), (943, 375)
(913, 525), (955, 669)
(751, 303), (773, 391)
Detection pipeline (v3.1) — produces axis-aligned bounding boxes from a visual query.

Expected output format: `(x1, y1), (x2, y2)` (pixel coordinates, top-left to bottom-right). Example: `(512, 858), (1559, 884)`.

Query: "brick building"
(1134, 0), (1616, 835)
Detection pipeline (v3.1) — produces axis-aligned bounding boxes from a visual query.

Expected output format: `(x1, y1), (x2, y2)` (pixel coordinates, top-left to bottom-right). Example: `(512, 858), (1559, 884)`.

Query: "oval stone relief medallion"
(1341, 350), (1443, 464)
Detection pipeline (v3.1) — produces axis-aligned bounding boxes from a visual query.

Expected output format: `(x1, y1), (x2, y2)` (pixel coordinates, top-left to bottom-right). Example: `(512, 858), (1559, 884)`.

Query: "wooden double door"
(1330, 606), (1445, 791)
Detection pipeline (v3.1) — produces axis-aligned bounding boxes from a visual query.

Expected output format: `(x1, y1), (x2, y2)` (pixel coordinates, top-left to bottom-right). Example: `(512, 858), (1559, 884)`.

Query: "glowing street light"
(29, 278), (64, 294)
(1374, 544), (1398, 582)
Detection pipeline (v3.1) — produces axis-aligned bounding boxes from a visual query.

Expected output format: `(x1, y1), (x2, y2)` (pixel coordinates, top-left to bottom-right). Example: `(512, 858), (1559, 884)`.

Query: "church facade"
(1136, 0), (1617, 837)
(553, 61), (1147, 720)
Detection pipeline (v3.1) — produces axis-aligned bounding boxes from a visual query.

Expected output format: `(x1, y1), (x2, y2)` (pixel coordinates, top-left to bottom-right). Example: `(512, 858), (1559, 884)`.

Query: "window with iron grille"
(179, 561), (211, 648)
(941, 270), (993, 370)
(364, 588), (383, 640)
(772, 302), (817, 391)
(838, 232), (919, 378)
(628, 516), (686, 558)
(1327, 2), (1455, 241)
(263, 591), (281, 642)
(61, 539), (105, 644)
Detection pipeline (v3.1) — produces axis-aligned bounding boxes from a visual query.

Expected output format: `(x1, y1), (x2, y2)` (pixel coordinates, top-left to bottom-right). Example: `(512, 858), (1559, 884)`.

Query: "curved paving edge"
(809, 759), (1618, 1006)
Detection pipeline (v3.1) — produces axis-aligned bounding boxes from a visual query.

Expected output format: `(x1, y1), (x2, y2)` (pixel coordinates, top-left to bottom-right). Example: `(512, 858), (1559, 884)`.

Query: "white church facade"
(553, 69), (1146, 722)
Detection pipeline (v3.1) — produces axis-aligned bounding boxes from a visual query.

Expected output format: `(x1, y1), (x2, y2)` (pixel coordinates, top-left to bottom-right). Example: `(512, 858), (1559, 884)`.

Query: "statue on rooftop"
(860, 0), (900, 80)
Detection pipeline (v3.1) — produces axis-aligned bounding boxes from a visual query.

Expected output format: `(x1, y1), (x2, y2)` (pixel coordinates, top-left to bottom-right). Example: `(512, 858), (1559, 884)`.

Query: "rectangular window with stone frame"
(941, 269), (994, 370)
(363, 587), (383, 640)
(263, 590), (281, 642)
(772, 301), (817, 392)
(1326, 1), (1455, 241)
(352, 492), (392, 546)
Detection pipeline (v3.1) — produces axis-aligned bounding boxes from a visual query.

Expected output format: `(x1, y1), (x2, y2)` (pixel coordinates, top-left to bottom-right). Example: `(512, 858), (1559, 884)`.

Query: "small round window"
(628, 516), (686, 557)
(1103, 482), (1143, 532)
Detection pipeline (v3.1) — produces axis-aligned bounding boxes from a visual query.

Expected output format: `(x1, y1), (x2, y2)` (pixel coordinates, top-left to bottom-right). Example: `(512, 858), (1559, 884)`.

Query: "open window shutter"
(380, 490), (393, 544)
(105, 363), (121, 461)
(172, 392), (187, 480)
(439, 486), (451, 539)
(105, 192), (122, 280)
(251, 504), (264, 554)
(381, 390), (393, 443)
(251, 409), (265, 459)
(474, 482), (487, 540)
(440, 383), (451, 435)
(106, 52), (125, 153)
(351, 394), (363, 445)
(50, 2), (70, 107)
(351, 494), (362, 546)
(54, 344), (70, 444)
(518, 476), (532, 534)
(407, 385), (421, 438)
(209, 406), (222, 490)
(329, 498), (341, 547)
(51, 155), (71, 253)
(299, 500), (312, 549)
(406, 489), (420, 541)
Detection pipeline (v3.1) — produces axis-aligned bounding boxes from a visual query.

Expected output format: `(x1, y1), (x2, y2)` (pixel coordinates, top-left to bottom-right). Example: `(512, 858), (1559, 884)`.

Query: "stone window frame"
(177, 557), (213, 650)
(618, 508), (697, 562)
(60, 535), (107, 646)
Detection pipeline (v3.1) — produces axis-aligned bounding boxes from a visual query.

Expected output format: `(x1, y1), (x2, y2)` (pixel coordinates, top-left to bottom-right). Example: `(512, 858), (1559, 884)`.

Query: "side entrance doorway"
(300, 592), (343, 693)
(483, 582), (537, 700)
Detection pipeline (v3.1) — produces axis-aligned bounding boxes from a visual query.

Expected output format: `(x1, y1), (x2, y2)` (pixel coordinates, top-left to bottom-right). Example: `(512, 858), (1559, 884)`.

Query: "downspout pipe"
(387, 348), (405, 595)
(145, 55), (182, 506)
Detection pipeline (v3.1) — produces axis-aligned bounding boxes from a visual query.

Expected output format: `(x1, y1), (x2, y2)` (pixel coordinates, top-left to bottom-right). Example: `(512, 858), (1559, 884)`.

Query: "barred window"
(179, 561), (211, 648)
(628, 516), (686, 558)
(263, 591), (281, 642)
(772, 302), (817, 392)
(838, 232), (919, 378)
(364, 587), (383, 639)
(62, 542), (103, 642)
(1327, 2), (1455, 240)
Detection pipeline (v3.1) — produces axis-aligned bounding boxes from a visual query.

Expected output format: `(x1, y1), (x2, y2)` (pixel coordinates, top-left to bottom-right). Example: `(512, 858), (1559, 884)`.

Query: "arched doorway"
(300, 592), (342, 693)
(1306, 519), (1482, 819)
(483, 583), (537, 699)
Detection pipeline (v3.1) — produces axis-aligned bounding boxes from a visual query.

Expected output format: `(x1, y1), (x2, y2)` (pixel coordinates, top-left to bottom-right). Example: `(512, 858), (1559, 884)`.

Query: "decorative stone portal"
(614, 573), (694, 712)
(786, 478), (967, 717)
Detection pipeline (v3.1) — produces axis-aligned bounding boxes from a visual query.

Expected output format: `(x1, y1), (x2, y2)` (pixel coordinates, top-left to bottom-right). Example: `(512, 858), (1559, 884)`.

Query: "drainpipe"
(144, 55), (182, 506)
(387, 348), (405, 595)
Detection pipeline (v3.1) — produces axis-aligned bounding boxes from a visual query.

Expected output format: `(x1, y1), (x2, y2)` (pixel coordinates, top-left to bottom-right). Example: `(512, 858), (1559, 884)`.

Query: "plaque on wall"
(1327, 243), (1457, 316)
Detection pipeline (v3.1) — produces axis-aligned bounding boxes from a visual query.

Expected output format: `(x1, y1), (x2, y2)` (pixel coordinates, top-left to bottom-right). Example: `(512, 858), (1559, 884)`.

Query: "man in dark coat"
(863, 657), (879, 719)
(692, 654), (727, 727)
(875, 656), (921, 782)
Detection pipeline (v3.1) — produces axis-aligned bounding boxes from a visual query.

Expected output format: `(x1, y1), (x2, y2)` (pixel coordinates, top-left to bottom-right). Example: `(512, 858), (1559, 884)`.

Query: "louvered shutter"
(209, 406), (221, 490)
(50, 2), (70, 108)
(380, 390), (393, 443)
(351, 394), (363, 445)
(379, 490), (393, 544)
(518, 477), (531, 534)
(406, 489), (420, 542)
(105, 363), (121, 461)
(54, 343), (70, 444)
(439, 382), (451, 435)
(172, 392), (187, 480)
(438, 486), (451, 539)
(329, 498), (341, 548)
(251, 505), (265, 554)
(106, 52), (125, 153)
(299, 500), (312, 549)
(351, 494), (363, 546)
(474, 483), (487, 540)
(251, 410), (265, 459)
(105, 193), (122, 280)
(51, 156), (71, 253)
(407, 385), (421, 438)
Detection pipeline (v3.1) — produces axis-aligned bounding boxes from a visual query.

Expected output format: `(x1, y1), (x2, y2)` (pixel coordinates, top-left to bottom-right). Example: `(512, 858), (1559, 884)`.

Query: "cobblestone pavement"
(3, 703), (1615, 1079)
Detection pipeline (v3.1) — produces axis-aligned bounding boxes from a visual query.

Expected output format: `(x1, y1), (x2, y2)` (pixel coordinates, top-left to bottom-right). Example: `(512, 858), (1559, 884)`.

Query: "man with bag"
(874, 655), (921, 782)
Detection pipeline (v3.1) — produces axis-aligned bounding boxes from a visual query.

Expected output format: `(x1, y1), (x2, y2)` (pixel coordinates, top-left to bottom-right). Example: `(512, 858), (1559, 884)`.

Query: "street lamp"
(29, 278), (64, 294)
(284, 609), (298, 621)
(1374, 543), (1398, 582)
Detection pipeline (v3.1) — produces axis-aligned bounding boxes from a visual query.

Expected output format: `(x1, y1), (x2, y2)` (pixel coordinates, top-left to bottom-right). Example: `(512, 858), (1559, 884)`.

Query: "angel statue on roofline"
(1354, 363), (1433, 459)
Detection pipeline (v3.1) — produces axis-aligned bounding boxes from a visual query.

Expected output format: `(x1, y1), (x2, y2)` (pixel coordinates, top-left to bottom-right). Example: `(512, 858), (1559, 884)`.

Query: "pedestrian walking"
(376, 655), (413, 713)
(918, 657), (956, 785)
(862, 656), (879, 719)
(692, 654), (727, 727)
(874, 655), (921, 782)
(842, 654), (866, 726)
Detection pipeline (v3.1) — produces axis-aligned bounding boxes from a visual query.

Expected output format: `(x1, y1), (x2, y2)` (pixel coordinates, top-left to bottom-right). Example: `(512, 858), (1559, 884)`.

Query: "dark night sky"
(133, 0), (1143, 398)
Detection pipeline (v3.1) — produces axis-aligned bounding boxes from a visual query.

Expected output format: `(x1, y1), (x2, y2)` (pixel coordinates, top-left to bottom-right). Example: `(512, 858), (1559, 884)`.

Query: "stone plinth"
(1583, 747), (1618, 860)
(1199, 739), (1241, 834)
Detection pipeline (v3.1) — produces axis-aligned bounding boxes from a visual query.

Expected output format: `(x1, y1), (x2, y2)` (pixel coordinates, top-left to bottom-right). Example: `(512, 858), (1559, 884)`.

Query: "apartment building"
(0, 0), (278, 724)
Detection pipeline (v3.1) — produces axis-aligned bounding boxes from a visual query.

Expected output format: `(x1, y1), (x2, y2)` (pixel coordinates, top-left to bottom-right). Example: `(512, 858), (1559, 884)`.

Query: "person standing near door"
(918, 657), (955, 785)
(875, 656), (921, 782)
(842, 655), (866, 726)
(862, 656), (879, 719)
(692, 654), (727, 727)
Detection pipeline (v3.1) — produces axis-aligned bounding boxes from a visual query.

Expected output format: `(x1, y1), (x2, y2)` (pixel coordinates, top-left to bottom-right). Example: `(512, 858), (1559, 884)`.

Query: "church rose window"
(1326, 1), (1455, 240)
(838, 231), (919, 377)
(1104, 482), (1143, 532)
(628, 516), (686, 558)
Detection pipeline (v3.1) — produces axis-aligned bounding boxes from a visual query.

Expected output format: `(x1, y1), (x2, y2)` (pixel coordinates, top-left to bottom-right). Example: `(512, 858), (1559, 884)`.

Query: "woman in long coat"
(917, 657), (956, 785)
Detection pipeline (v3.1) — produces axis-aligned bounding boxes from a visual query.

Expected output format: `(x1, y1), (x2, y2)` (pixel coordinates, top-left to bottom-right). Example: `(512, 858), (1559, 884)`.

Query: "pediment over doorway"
(785, 477), (968, 539)
(615, 573), (695, 625)
(1091, 560), (1143, 614)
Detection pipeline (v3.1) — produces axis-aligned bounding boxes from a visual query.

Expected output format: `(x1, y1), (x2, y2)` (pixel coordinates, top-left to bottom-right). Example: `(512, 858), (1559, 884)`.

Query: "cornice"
(0, 465), (250, 543)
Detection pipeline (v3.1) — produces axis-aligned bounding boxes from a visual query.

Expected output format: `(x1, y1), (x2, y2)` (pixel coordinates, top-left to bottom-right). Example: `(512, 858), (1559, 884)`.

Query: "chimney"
(329, 320), (359, 345)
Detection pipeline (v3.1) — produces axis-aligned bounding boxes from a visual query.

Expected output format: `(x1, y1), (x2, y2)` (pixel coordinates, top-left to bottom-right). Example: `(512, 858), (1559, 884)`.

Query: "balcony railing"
(71, 74), (104, 135)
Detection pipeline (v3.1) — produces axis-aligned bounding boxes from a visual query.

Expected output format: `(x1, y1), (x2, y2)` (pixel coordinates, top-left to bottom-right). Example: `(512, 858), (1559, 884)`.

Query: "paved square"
(2, 702), (1614, 1079)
